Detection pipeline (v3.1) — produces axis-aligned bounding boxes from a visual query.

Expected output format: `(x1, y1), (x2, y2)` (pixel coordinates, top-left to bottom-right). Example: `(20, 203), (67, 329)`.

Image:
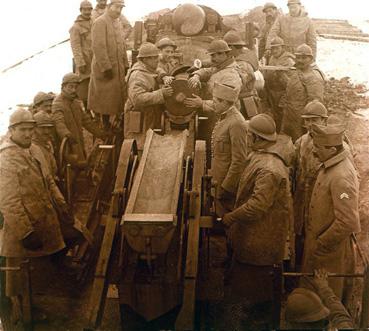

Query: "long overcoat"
(301, 150), (360, 299)
(69, 15), (93, 81)
(266, 10), (317, 58)
(52, 93), (103, 161)
(0, 139), (65, 257)
(281, 66), (324, 142)
(124, 61), (165, 150)
(88, 12), (128, 115)
(227, 134), (295, 265)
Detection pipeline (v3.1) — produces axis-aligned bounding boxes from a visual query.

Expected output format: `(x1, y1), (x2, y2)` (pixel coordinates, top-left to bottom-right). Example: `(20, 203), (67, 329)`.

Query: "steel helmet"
(207, 40), (231, 55)
(80, 0), (93, 8)
(263, 2), (277, 12)
(137, 42), (160, 58)
(248, 113), (277, 141)
(294, 44), (313, 57)
(285, 288), (330, 323)
(302, 100), (328, 118)
(156, 37), (177, 50)
(287, 0), (301, 5)
(270, 36), (285, 48)
(62, 73), (80, 85)
(33, 111), (54, 127)
(109, 0), (125, 6)
(223, 31), (246, 47)
(33, 91), (55, 106)
(8, 108), (36, 128)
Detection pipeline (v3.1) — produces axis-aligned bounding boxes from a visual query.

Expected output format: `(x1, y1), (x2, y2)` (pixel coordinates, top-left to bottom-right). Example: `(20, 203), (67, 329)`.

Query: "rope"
(0, 38), (70, 74)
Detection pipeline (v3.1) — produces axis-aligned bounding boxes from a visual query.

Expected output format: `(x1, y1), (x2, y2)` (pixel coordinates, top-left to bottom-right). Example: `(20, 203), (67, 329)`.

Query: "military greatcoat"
(0, 139), (65, 258)
(302, 150), (360, 299)
(124, 61), (165, 150)
(266, 10), (317, 58)
(88, 12), (129, 115)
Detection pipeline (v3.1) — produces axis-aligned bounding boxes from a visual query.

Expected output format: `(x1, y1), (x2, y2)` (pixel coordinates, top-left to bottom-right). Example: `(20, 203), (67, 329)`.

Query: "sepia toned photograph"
(0, 0), (368, 330)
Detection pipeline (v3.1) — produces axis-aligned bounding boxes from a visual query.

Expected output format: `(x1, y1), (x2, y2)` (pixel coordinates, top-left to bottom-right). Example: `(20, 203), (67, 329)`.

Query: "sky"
(0, 0), (368, 70)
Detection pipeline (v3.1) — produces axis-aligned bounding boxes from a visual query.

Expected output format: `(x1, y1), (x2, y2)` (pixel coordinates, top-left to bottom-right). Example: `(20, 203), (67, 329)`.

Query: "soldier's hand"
(313, 269), (329, 289)
(22, 232), (43, 251)
(163, 76), (174, 86)
(188, 75), (201, 89)
(222, 213), (234, 228)
(103, 69), (113, 80)
(161, 86), (174, 98)
(78, 65), (87, 74)
(184, 94), (202, 108)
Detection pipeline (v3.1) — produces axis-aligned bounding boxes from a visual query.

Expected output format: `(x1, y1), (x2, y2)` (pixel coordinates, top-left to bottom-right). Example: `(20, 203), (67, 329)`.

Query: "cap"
(62, 72), (80, 85)
(213, 82), (239, 103)
(207, 40), (231, 55)
(270, 36), (285, 48)
(301, 100), (328, 118)
(137, 42), (160, 58)
(285, 288), (330, 323)
(311, 123), (345, 146)
(109, 0), (125, 6)
(263, 2), (277, 12)
(33, 111), (54, 127)
(156, 37), (177, 50)
(223, 30), (246, 46)
(9, 108), (36, 128)
(248, 113), (277, 141)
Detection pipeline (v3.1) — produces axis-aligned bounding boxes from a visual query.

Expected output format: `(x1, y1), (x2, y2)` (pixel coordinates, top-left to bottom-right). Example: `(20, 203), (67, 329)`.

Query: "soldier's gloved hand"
(103, 69), (113, 80)
(163, 76), (174, 86)
(161, 86), (174, 98)
(22, 232), (43, 251)
(222, 213), (235, 228)
(184, 94), (202, 109)
(313, 269), (329, 289)
(188, 75), (201, 89)
(78, 65), (87, 74)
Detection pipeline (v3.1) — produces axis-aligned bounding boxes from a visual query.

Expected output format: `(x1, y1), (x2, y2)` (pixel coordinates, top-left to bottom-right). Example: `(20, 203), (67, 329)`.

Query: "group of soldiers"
(0, 0), (361, 329)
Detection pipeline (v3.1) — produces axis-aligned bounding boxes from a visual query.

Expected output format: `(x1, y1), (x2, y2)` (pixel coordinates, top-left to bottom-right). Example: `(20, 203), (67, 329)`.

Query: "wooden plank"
(125, 129), (154, 214)
(122, 213), (174, 223)
(176, 140), (206, 331)
(170, 130), (189, 218)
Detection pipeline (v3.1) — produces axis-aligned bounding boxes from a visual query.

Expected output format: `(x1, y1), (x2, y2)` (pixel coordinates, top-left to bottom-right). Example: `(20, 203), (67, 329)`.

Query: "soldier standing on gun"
(88, 0), (129, 129)
(69, 0), (94, 108)
(259, 2), (279, 62)
(263, 37), (295, 131)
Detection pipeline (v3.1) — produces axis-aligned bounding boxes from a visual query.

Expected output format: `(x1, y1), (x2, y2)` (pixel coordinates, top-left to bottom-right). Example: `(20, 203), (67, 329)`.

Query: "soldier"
(301, 123), (360, 304)
(221, 114), (294, 330)
(294, 100), (328, 267)
(91, 0), (132, 39)
(211, 82), (248, 217)
(281, 44), (324, 142)
(32, 92), (55, 114)
(259, 2), (279, 61)
(156, 37), (177, 85)
(267, 0), (317, 59)
(69, 0), (93, 108)
(223, 30), (258, 119)
(264, 37), (295, 131)
(124, 42), (173, 151)
(52, 73), (106, 168)
(285, 269), (353, 329)
(88, 0), (129, 129)
(0, 109), (65, 310)
(32, 111), (58, 179)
